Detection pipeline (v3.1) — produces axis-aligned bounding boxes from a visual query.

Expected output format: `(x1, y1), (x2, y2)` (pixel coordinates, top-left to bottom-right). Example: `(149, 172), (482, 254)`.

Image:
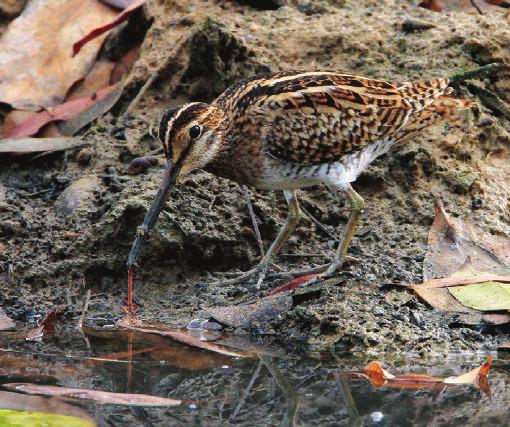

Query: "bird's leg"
(281, 184), (364, 287)
(323, 184), (364, 276)
(209, 190), (302, 288)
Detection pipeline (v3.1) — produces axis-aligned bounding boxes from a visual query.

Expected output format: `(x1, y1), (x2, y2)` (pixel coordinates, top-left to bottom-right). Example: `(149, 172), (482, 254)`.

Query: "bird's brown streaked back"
(213, 71), (466, 165)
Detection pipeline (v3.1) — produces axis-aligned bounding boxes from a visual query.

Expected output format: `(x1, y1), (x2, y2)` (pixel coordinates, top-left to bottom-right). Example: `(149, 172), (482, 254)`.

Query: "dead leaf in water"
(3, 383), (184, 407)
(0, 391), (96, 426)
(118, 317), (252, 358)
(355, 356), (492, 397)
(0, 0), (118, 110)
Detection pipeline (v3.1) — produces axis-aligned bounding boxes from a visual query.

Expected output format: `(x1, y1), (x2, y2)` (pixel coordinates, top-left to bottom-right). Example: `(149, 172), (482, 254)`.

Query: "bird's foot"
(208, 262), (273, 289)
(121, 296), (141, 318)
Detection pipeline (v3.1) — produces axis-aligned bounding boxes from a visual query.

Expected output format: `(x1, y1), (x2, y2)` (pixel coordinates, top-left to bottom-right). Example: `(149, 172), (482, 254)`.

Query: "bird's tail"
(394, 90), (473, 147)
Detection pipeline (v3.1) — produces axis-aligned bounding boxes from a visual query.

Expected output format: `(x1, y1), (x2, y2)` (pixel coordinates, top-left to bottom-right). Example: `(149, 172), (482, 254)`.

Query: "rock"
(453, 171), (479, 194)
(235, 0), (286, 10)
(55, 176), (102, 216)
(402, 18), (435, 33)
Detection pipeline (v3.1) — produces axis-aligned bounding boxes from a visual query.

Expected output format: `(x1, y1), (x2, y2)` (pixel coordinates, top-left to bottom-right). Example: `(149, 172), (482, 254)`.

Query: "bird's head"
(158, 102), (225, 183)
(125, 102), (226, 268)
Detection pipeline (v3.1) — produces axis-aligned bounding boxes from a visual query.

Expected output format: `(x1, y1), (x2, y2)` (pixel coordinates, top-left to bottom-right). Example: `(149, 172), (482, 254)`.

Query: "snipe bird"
(126, 70), (470, 310)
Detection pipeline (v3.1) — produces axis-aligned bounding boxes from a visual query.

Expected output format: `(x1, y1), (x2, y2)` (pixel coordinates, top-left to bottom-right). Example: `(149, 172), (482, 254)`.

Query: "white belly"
(255, 138), (394, 190)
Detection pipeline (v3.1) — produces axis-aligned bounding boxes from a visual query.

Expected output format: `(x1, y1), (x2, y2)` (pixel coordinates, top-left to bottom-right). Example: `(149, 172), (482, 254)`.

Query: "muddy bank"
(1, 0), (510, 355)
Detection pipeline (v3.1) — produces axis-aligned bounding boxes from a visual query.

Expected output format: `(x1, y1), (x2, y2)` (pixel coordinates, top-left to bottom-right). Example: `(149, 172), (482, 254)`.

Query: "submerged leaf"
(0, 410), (95, 427)
(4, 384), (183, 407)
(118, 317), (252, 358)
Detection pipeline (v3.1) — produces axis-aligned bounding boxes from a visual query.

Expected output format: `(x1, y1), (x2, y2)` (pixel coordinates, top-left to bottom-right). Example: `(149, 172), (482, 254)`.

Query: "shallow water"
(0, 329), (509, 427)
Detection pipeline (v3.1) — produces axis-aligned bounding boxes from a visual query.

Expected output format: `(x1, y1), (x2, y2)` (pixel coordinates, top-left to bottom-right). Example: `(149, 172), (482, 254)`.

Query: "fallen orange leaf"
(356, 356), (492, 396)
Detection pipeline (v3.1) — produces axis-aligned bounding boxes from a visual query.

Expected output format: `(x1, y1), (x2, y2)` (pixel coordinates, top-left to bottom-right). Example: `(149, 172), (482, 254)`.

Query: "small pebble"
(371, 411), (384, 422)
(471, 198), (483, 210)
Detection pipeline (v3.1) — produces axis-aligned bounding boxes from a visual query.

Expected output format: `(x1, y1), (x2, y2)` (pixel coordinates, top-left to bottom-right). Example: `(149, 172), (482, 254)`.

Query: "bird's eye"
(189, 125), (202, 140)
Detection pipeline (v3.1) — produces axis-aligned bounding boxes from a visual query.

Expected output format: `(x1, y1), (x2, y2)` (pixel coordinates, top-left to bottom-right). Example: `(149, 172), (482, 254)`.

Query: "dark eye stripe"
(159, 107), (180, 158)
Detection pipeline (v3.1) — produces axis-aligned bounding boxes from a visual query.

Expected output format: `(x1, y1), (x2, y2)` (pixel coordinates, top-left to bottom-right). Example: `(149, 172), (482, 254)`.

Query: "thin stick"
(449, 63), (509, 88)
(470, 0), (483, 15)
(230, 360), (263, 420)
(243, 186), (265, 257)
(76, 289), (91, 332)
(300, 206), (339, 242)
(116, 73), (159, 128)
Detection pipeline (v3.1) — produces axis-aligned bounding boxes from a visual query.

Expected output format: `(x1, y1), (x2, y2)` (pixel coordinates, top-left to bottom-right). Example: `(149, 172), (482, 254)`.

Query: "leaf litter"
(412, 201), (510, 324)
(0, 0), (119, 110)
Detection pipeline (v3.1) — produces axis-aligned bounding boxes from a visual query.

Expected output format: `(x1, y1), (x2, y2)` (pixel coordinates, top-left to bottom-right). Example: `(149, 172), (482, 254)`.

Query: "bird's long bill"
(126, 161), (179, 268)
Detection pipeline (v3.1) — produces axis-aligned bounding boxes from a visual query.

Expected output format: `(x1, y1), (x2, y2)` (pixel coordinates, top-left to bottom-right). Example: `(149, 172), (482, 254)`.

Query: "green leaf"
(0, 410), (96, 427)
(449, 281), (510, 311)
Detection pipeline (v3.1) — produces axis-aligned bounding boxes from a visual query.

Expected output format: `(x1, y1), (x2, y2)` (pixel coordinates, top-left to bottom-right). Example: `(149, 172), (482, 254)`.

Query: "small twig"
(76, 289), (91, 332)
(470, 0), (484, 15)
(300, 206), (339, 242)
(243, 186), (265, 257)
(449, 63), (509, 88)
(162, 210), (188, 237)
(116, 73), (159, 129)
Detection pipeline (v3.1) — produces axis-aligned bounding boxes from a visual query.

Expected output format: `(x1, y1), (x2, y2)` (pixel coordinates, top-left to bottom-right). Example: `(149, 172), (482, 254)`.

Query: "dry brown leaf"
(205, 294), (292, 329)
(412, 273), (510, 289)
(3, 383), (183, 406)
(0, 137), (85, 154)
(66, 61), (117, 101)
(0, 0), (118, 110)
(72, 0), (146, 56)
